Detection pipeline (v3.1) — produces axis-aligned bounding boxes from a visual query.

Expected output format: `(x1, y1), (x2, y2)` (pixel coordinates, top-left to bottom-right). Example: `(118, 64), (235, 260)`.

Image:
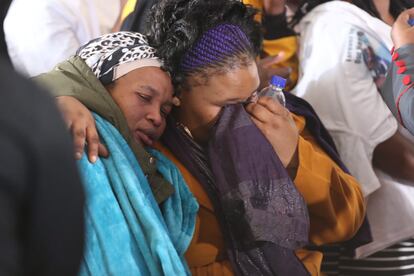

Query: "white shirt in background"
(4, 0), (120, 77)
(294, 1), (414, 258)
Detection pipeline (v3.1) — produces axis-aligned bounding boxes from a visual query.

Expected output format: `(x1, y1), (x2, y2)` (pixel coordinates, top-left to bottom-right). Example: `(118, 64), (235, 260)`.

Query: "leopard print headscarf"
(76, 32), (162, 85)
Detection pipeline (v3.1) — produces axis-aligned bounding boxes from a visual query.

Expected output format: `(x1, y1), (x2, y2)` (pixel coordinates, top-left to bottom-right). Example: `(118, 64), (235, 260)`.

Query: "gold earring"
(172, 96), (181, 107)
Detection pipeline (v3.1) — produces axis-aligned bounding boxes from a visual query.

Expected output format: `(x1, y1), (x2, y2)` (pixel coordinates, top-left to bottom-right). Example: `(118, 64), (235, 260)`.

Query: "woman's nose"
(146, 107), (163, 127)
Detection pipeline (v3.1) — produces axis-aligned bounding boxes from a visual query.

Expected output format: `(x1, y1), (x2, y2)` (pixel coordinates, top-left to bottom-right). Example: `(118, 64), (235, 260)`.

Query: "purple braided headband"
(180, 23), (252, 72)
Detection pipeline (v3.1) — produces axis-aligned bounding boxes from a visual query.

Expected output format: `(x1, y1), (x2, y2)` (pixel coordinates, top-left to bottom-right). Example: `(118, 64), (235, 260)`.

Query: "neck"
(174, 102), (217, 145)
(372, 0), (394, 25)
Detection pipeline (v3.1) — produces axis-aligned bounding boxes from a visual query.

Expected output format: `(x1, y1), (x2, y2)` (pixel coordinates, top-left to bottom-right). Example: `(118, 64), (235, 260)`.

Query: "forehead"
(207, 63), (260, 97)
(126, 67), (174, 99)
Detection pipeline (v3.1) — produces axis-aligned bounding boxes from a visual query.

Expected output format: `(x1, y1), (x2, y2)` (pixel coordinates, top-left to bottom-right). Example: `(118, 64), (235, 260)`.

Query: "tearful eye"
(138, 93), (151, 102)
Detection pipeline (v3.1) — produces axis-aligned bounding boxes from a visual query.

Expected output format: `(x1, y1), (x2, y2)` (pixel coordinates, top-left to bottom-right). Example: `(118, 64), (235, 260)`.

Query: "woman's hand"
(56, 96), (108, 163)
(392, 8), (414, 49)
(246, 96), (298, 167)
(263, 0), (286, 15)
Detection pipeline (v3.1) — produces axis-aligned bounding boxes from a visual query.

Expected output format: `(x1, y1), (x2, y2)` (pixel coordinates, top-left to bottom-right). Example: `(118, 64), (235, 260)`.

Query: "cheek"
(199, 104), (222, 123)
(113, 93), (138, 117)
(120, 103), (146, 129)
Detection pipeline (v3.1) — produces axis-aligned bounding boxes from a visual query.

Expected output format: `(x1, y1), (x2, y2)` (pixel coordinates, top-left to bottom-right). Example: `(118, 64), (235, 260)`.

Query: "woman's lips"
(134, 130), (154, 147)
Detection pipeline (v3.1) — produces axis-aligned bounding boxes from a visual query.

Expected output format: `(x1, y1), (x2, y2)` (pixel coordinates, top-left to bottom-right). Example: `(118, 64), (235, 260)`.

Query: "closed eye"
(137, 93), (152, 102)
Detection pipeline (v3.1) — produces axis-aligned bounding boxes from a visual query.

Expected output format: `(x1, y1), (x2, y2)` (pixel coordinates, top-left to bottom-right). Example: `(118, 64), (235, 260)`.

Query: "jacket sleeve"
(380, 44), (414, 136)
(293, 133), (366, 245)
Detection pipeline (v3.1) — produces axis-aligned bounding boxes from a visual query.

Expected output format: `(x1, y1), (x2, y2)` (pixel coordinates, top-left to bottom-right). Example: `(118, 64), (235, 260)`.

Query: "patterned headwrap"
(180, 23), (252, 73)
(76, 32), (162, 85)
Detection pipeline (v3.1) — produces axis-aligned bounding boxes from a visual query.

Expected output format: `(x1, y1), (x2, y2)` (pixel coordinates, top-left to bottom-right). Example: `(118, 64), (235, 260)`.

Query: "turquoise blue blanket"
(77, 114), (198, 276)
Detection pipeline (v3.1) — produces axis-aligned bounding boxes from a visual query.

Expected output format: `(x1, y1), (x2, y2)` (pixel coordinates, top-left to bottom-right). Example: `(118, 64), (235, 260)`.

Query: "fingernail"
(91, 155), (97, 163)
(75, 152), (82, 159)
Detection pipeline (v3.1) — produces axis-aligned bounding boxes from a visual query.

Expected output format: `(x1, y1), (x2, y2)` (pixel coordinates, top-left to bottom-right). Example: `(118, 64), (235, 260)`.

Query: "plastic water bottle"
(259, 75), (286, 107)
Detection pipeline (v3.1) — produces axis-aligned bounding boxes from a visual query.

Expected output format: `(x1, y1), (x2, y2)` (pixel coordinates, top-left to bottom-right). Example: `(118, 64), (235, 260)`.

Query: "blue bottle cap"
(270, 75), (287, 89)
(408, 18), (414, 26)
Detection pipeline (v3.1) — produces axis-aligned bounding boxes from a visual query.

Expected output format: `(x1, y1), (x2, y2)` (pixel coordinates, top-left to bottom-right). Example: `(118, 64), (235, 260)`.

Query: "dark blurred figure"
(0, 1), (85, 275)
(0, 0), (11, 63)
(0, 63), (85, 276)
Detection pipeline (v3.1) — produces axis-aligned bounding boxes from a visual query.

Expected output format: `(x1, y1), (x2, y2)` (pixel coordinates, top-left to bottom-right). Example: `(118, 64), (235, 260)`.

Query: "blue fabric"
(77, 114), (198, 276)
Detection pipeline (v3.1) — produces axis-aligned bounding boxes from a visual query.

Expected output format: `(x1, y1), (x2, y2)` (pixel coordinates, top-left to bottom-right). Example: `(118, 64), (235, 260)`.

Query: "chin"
(133, 136), (144, 146)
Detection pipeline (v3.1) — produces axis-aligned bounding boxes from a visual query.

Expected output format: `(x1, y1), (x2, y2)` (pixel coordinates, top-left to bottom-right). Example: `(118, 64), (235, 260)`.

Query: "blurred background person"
(291, 0), (414, 275)
(4, 0), (128, 77)
(0, 0), (11, 63)
(0, 61), (85, 276)
(381, 8), (414, 136)
(0, 2), (85, 275)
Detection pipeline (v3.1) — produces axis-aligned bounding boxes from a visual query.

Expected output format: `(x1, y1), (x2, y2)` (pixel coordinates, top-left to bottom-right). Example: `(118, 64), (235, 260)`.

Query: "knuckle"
(74, 141), (85, 151)
(267, 96), (276, 103)
(74, 128), (86, 138)
(88, 135), (100, 144)
(251, 104), (260, 114)
(260, 96), (271, 104)
(76, 110), (85, 117)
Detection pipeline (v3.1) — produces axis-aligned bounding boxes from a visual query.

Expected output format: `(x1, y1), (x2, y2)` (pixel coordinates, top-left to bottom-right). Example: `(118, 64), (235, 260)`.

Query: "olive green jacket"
(35, 56), (174, 203)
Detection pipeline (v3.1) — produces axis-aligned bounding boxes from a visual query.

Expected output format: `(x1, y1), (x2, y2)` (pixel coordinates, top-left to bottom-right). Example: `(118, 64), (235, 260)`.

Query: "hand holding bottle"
(246, 89), (298, 168)
(258, 75), (287, 107)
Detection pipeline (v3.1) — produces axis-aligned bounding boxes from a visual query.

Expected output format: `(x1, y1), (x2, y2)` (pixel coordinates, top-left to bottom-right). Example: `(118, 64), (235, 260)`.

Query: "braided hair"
(146, 0), (262, 91)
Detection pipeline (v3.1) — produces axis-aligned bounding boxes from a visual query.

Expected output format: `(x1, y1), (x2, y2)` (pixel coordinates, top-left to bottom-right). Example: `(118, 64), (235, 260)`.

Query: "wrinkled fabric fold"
(208, 105), (309, 248)
(208, 105), (310, 275)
